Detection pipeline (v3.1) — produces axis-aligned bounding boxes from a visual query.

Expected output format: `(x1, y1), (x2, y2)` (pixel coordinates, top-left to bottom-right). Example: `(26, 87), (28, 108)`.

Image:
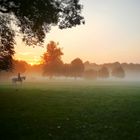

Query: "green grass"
(0, 81), (140, 140)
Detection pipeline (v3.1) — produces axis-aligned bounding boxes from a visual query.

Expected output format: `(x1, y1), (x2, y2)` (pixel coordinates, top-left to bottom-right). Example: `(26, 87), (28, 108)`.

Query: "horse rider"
(18, 73), (21, 81)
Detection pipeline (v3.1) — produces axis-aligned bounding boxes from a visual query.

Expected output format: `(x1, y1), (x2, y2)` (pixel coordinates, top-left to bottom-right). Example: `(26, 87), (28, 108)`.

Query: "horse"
(12, 76), (26, 84)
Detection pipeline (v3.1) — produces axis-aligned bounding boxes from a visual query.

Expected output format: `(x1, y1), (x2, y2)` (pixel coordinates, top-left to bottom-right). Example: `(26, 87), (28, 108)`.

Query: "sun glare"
(14, 40), (45, 65)
(14, 54), (42, 65)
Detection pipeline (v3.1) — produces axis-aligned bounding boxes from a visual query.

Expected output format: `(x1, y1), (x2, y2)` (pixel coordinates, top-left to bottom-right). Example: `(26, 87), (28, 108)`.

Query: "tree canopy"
(71, 58), (84, 78)
(0, 0), (84, 70)
(42, 41), (63, 78)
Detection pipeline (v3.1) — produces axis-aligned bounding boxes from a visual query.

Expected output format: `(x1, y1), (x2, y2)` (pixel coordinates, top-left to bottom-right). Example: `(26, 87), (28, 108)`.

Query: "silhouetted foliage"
(84, 69), (97, 80)
(0, 0), (84, 70)
(42, 41), (63, 78)
(112, 66), (125, 78)
(0, 15), (15, 71)
(98, 66), (109, 79)
(71, 58), (84, 78)
(0, 55), (13, 71)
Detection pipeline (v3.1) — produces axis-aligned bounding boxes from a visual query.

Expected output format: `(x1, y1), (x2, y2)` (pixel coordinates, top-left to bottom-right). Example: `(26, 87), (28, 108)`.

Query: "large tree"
(0, 0), (84, 70)
(42, 41), (63, 78)
(70, 58), (84, 78)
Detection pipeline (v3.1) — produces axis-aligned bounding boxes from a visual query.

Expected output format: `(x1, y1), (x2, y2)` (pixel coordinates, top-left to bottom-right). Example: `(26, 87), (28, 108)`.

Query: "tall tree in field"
(71, 58), (84, 79)
(42, 41), (63, 78)
(0, 0), (84, 70)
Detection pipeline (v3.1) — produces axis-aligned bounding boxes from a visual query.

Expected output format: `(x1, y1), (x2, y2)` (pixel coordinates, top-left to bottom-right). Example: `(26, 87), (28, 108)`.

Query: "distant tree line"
(42, 41), (125, 79)
(84, 65), (125, 80)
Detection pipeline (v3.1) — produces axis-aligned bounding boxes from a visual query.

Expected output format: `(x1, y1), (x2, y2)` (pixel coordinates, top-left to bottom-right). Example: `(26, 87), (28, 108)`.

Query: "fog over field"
(1, 75), (140, 89)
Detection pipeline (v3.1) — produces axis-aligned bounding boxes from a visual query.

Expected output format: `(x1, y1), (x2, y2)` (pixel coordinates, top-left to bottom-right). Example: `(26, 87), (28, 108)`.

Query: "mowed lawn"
(0, 81), (140, 140)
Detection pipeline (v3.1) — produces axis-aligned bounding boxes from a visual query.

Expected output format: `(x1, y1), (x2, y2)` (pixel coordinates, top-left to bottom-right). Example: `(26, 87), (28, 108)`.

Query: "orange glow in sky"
(14, 37), (45, 65)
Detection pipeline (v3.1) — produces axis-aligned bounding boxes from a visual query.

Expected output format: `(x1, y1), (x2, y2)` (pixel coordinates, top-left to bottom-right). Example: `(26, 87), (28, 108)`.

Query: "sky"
(15, 0), (140, 65)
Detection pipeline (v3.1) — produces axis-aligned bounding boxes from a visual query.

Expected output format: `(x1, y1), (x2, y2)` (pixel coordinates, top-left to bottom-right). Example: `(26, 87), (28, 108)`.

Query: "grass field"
(0, 80), (140, 140)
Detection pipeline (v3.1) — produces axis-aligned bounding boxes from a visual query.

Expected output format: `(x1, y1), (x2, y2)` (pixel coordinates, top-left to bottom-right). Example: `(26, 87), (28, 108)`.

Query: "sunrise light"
(1, 0), (140, 140)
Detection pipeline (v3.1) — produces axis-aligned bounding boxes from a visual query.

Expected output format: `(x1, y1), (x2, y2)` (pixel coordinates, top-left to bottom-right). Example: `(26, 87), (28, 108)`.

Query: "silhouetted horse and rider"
(12, 73), (26, 84)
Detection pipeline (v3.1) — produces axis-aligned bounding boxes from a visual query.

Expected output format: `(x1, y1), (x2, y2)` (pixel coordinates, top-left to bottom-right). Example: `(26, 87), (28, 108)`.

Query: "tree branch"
(0, 8), (10, 13)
